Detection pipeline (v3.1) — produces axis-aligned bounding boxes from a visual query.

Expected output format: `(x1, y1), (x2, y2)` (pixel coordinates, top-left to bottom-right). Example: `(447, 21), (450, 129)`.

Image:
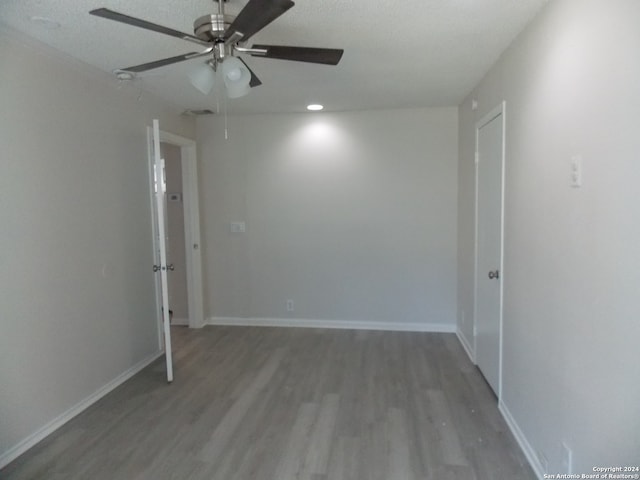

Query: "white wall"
(458, 0), (640, 473)
(198, 108), (458, 329)
(0, 28), (195, 464)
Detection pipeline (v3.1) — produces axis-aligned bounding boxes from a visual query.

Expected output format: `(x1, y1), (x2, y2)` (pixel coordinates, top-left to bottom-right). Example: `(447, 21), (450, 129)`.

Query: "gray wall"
(457, 0), (640, 472)
(198, 108), (458, 328)
(0, 28), (195, 461)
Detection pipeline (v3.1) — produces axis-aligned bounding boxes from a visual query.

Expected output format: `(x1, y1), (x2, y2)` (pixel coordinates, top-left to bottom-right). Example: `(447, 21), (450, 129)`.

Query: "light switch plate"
(230, 221), (246, 233)
(570, 155), (582, 188)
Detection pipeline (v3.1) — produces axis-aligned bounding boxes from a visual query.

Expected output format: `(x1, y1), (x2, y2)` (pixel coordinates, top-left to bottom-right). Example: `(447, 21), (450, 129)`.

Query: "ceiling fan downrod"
(193, 0), (230, 41)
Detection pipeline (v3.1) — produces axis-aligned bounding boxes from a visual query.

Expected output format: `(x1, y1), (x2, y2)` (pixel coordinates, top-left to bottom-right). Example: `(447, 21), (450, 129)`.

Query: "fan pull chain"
(212, 64), (228, 140)
(223, 90), (228, 140)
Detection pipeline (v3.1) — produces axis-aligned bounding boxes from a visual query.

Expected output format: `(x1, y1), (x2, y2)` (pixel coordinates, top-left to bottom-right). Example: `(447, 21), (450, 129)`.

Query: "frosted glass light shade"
(226, 82), (251, 98)
(222, 57), (251, 89)
(188, 63), (216, 95)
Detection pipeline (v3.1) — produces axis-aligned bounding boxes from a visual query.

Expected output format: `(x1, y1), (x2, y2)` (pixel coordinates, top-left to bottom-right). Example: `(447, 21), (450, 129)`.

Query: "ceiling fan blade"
(122, 51), (208, 73)
(249, 45), (344, 65)
(224, 0), (294, 43)
(90, 8), (209, 46)
(238, 58), (262, 87)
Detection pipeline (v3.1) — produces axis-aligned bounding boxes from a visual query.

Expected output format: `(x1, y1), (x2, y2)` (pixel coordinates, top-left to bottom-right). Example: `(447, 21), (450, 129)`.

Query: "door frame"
(147, 127), (204, 342)
(473, 101), (506, 399)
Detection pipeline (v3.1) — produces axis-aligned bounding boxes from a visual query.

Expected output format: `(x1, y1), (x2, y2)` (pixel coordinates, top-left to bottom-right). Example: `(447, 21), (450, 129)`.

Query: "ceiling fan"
(90, 0), (344, 98)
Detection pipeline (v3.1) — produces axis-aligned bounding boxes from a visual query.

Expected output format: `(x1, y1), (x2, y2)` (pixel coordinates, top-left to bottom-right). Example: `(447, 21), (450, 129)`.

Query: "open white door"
(152, 119), (174, 383)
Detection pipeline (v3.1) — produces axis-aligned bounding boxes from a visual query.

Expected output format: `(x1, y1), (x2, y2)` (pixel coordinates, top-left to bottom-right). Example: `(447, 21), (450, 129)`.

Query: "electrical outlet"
(286, 299), (294, 312)
(561, 442), (573, 474)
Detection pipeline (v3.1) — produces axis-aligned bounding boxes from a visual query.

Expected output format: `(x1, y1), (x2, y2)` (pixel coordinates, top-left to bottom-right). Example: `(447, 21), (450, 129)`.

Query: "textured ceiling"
(0, 0), (548, 114)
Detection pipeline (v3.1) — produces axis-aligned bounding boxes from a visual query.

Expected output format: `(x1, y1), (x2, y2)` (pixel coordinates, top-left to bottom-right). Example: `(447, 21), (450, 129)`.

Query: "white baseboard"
(207, 316), (456, 333)
(171, 317), (189, 326)
(499, 401), (543, 478)
(0, 350), (163, 470)
(456, 328), (475, 364)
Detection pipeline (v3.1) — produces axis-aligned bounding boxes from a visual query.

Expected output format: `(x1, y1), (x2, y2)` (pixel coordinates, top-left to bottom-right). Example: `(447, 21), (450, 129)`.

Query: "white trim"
(0, 350), (163, 470)
(499, 401), (544, 478)
(171, 317), (189, 326)
(207, 317), (456, 333)
(456, 328), (476, 364)
(473, 124), (480, 361)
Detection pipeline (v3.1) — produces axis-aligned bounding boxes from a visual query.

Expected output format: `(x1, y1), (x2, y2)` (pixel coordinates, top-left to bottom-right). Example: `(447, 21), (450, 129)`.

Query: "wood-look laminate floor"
(2, 326), (535, 480)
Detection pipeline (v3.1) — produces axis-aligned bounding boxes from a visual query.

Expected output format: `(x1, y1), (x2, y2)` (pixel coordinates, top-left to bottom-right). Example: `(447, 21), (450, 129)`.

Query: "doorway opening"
(161, 142), (189, 326)
(147, 127), (204, 344)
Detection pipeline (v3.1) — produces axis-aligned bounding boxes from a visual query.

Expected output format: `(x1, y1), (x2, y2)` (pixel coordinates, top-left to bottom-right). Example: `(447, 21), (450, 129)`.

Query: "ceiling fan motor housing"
(194, 14), (234, 41)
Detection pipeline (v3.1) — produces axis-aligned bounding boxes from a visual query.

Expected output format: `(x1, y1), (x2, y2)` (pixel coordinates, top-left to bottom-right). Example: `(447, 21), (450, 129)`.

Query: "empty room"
(1, 0), (638, 479)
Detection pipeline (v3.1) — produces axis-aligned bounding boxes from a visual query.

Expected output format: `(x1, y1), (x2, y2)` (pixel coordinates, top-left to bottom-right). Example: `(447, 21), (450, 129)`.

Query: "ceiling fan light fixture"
(89, 1), (344, 105)
(222, 57), (251, 89)
(307, 104), (324, 111)
(226, 82), (251, 99)
(188, 62), (217, 95)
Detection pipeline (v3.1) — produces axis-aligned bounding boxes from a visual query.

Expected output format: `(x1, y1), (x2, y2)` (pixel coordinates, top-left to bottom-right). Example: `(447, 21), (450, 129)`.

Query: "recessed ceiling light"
(307, 104), (324, 111)
(29, 16), (61, 29)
